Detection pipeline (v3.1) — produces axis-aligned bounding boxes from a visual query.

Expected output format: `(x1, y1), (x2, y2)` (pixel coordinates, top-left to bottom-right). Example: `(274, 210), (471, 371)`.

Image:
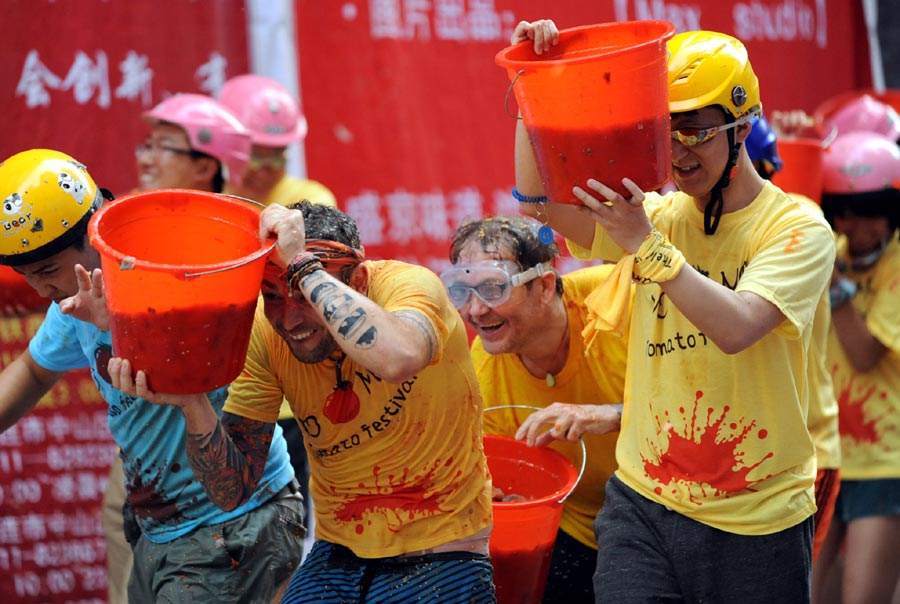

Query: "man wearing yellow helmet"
(513, 20), (835, 603)
(0, 149), (305, 603)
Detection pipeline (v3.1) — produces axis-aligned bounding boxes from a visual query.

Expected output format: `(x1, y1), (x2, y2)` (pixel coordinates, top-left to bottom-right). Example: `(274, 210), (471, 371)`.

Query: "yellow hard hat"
(0, 149), (102, 266)
(667, 31), (762, 120)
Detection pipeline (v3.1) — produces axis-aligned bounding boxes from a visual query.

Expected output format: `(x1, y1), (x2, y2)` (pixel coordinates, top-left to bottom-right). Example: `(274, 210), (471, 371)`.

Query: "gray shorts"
(128, 482), (306, 604)
(593, 475), (813, 604)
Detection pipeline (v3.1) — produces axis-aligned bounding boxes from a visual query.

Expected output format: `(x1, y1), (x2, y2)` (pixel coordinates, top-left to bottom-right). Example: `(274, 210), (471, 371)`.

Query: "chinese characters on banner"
(295, 0), (870, 273)
(0, 314), (116, 604)
(1, 0), (249, 197)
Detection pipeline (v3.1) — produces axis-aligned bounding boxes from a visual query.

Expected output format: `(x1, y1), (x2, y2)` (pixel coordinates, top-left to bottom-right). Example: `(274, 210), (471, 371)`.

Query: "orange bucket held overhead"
(496, 20), (676, 203)
(88, 189), (274, 394)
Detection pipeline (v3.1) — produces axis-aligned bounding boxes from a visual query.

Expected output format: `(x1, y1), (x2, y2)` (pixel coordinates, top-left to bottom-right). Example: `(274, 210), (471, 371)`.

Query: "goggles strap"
(510, 262), (549, 287)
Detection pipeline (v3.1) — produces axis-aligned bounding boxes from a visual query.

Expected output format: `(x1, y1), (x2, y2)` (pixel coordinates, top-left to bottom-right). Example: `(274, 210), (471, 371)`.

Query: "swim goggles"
(439, 261), (548, 309)
(671, 114), (754, 147)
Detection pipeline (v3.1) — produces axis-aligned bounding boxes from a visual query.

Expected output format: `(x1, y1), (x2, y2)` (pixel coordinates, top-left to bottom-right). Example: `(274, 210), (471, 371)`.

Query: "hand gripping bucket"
(496, 21), (675, 203)
(485, 406), (585, 604)
(88, 189), (274, 394)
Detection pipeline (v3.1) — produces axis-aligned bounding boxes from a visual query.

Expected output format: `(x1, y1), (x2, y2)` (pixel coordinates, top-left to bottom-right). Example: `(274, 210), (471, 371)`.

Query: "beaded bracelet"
(511, 187), (549, 204)
(286, 251), (324, 293)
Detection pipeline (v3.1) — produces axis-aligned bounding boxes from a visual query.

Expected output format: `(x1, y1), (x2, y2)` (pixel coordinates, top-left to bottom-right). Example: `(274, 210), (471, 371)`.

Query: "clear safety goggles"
(671, 114), (753, 147)
(439, 261), (548, 309)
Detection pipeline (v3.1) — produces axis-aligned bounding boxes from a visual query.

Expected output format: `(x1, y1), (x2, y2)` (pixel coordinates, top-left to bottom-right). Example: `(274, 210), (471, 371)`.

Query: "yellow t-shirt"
(826, 236), (900, 480)
(476, 265), (628, 549)
(224, 260), (493, 557)
(570, 182), (835, 535)
(792, 196), (841, 470)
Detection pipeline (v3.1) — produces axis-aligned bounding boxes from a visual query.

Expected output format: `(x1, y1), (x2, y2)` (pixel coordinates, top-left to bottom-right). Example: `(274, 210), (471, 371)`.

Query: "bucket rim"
(495, 20), (676, 71)
(87, 188), (273, 279)
(484, 431), (582, 510)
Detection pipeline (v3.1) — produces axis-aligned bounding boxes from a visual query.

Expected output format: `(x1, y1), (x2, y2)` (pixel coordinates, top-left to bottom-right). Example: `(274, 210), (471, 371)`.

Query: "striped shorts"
(281, 540), (496, 604)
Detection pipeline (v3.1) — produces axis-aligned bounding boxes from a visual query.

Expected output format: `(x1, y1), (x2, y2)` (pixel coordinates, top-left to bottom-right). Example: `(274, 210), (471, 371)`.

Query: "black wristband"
(286, 252), (324, 292)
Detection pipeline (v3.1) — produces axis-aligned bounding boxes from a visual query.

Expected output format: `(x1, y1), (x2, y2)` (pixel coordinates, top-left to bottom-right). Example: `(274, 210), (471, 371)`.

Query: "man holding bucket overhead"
(0, 149), (305, 604)
(443, 215), (629, 603)
(108, 200), (496, 603)
(511, 21), (834, 603)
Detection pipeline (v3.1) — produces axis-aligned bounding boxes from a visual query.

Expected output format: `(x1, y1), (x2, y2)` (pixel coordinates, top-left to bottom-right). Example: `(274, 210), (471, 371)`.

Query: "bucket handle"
(484, 404), (586, 504)
(181, 194), (275, 279)
(503, 70), (525, 120)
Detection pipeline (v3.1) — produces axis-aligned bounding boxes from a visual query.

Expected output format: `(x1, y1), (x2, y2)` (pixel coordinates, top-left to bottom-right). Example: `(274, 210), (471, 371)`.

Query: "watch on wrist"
(829, 277), (858, 310)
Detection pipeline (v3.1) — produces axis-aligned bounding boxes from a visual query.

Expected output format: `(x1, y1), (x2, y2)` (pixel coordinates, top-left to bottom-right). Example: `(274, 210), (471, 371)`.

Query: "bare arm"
(831, 301), (888, 372)
(660, 266), (786, 353)
(573, 178), (787, 353)
(297, 269), (437, 382)
(0, 349), (63, 433)
(107, 358), (274, 511)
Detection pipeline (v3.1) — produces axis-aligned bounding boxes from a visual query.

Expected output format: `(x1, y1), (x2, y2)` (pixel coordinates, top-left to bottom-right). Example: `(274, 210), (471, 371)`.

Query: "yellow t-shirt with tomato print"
(225, 260), (493, 558)
(569, 182), (835, 535)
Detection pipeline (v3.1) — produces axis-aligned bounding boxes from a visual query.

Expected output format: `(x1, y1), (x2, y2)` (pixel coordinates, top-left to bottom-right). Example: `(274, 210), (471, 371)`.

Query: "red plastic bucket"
(88, 189), (274, 394)
(486, 434), (580, 604)
(496, 21), (675, 203)
(771, 138), (825, 205)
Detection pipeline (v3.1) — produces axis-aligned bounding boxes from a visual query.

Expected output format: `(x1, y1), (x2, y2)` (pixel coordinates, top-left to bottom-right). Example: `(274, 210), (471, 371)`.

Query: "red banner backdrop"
(0, 315), (115, 604)
(0, 0), (250, 197)
(294, 0), (870, 272)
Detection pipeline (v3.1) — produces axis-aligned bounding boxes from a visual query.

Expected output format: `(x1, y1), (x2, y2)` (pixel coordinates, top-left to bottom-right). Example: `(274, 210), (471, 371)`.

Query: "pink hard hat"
(143, 93), (251, 185)
(218, 74), (308, 148)
(817, 92), (900, 141)
(822, 131), (900, 194)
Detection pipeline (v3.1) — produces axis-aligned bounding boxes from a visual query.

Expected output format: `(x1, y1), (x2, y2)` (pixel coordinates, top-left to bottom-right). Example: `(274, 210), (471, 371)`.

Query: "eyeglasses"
(246, 154), (287, 170)
(134, 140), (196, 158)
(439, 261), (549, 309)
(671, 114), (754, 147)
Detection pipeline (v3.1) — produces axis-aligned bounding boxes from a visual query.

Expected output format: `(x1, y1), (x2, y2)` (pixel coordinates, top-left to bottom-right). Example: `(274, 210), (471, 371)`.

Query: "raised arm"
(295, 268), (437, 382)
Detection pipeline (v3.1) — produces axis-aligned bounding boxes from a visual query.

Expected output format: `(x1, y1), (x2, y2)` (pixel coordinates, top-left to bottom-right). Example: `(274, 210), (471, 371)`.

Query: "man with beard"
(109, 201), (496, 604)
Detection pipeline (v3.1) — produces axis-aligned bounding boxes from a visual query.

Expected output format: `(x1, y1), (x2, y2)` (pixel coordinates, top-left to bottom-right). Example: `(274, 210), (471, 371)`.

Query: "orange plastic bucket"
(0, 265), (49, 312)
(496, 21), (675, 203)
(486, 434), (580, 604)
(771, 138), (825, 204)
(88, 189), (274, 394)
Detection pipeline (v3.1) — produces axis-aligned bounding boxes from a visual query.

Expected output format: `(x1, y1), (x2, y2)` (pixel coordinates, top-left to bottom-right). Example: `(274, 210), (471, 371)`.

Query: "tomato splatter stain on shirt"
(642, 391), (773, 503)
(332, 460), (455, 534)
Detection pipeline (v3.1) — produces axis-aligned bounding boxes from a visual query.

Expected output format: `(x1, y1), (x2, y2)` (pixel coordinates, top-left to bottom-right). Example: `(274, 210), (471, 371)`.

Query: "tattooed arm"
(107, 358), (273, 511)
(185, 412), (274, 511)
(298, 268), (438, 382)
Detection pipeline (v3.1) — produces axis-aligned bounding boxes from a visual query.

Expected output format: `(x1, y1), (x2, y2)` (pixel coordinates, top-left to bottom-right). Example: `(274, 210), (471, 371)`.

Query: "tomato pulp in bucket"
(485, 435), (579, 604)
(88, 189), (271, 394)
(496, 21), (675, 203)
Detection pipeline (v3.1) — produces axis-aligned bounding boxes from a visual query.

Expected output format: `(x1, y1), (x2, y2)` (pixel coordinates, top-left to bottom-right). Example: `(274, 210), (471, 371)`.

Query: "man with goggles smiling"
(513, 20), (835, 604)
(443, 215), (629, 604)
